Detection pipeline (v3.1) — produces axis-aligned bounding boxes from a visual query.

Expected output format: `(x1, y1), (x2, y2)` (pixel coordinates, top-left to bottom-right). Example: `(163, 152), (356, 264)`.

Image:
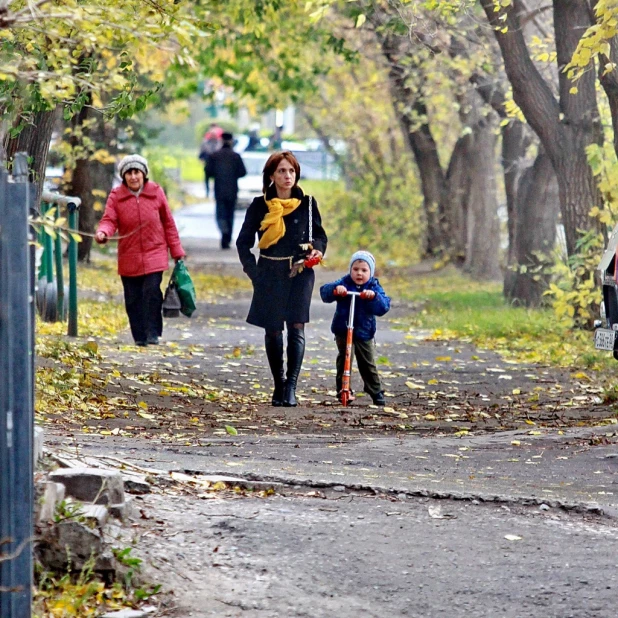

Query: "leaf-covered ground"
(36, 256), (617, 444)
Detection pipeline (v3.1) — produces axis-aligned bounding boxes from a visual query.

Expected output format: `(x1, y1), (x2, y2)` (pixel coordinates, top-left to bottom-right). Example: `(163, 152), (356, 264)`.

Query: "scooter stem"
(341, 292), (360, 407)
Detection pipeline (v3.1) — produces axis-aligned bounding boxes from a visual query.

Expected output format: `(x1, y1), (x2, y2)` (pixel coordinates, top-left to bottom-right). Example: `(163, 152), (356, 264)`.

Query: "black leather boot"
(265, 331), (285, 406)
(283, 326), (305, 407)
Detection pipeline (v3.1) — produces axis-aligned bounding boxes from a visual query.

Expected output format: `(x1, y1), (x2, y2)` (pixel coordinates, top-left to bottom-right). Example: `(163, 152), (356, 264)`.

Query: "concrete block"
(38, 482), (66, 523)
(49, 467), (125, 505)
(34, 426), (44, 466)
(108, 497), (134, 521)
(37, 520), (103, 571)
(81, 504), (109, 529)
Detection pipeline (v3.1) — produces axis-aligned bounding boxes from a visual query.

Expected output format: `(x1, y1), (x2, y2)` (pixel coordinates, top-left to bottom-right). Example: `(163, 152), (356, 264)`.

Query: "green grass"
(384, 265), (615, 373)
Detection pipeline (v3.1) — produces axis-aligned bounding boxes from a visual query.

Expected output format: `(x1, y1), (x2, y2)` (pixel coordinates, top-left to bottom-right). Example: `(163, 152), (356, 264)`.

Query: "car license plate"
(595, 328), (617, 351)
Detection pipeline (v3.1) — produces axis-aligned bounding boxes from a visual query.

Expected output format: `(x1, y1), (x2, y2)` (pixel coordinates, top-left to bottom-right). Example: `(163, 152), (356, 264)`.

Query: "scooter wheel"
(341, 391), (349, 407)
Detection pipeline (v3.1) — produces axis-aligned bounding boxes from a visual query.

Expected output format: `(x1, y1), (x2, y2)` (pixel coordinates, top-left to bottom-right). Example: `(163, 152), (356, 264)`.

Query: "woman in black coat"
(236, 151), (327, 407)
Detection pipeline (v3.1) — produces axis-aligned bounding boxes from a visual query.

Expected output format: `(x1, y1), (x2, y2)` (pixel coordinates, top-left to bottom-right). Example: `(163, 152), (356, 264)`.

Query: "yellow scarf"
(258, 196), (302, 249)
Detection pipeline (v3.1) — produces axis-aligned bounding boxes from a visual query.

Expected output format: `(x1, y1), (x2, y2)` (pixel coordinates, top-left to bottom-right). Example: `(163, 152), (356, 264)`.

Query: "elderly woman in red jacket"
(95, 154), (185, 346)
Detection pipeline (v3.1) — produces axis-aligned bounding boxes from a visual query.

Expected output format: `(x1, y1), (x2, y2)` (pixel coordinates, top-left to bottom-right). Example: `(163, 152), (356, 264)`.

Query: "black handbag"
(162, 278), (182, 318)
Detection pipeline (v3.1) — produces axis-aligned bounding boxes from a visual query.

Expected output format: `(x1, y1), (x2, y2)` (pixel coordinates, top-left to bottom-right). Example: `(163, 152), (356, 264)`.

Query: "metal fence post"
(67, 201), (79, 337)
(54, 207), (65, 320)
(0, 153), (34, 617)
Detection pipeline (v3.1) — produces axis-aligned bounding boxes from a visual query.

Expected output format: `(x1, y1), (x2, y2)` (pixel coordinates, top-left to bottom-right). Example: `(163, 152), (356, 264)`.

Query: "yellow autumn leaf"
(406, 381), (426, 390)
(427, 379), (439, 385)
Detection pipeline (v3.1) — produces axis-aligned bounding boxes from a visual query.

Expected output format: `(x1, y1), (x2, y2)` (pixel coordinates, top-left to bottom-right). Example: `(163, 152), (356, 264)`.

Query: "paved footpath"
(45, 234), (618, 617)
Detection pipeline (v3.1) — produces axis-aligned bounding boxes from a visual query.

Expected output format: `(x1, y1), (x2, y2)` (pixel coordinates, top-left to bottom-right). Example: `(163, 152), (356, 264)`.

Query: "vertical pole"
(0, 166), (15, 617)
(43, 205), (54, 284)
(37, 202), (48, 281)
(54, 206), (65, 320)
(0, 153), (34, 617)
(67, 202), (79, 337)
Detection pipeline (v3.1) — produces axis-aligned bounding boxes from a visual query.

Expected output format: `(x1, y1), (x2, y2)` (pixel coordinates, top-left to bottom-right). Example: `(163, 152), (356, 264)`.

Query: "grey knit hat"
(118, 154), (149, 179)
(349, 250), (376, 278)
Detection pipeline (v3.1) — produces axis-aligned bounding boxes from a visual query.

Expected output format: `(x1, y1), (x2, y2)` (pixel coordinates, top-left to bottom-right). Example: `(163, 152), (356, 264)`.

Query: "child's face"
(350, 260), (371, 285)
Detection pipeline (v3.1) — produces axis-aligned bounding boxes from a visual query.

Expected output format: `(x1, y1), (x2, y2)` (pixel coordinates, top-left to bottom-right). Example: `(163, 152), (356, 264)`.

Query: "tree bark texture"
(463, 119), (502, 280)
(443, 135), (470, 263)
(375, 27), (447, 257)
(504, 152), (560, 305)
(407, 103), (448, 257)
(4, 108), (59, 208)
(64, 103), (117, 262)
(481, 0), (603, 257)
(501, 120), (532, 271)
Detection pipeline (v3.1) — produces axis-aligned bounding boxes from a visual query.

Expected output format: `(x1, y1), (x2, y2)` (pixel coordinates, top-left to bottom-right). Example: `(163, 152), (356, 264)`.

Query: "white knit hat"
(349, 250), (376, 278)
(118, 154), (149, 179)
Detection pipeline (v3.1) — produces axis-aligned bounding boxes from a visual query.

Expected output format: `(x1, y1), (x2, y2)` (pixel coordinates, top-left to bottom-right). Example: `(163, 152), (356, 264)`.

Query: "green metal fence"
(37, 191), (81, 336)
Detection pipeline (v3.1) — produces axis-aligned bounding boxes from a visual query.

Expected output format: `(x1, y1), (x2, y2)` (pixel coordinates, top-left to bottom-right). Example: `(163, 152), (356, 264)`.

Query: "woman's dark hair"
(262, 151), (301, 193)
(121, 169), (148, 186)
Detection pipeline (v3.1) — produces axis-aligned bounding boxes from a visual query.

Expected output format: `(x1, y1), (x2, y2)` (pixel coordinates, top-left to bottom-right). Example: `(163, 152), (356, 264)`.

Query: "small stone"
(100, 608), (156, 618)
(332, 485), (346, 492)
(123, 475), (151, 495)
(539, 504), (550, 511)
(397, 493), (407, 500)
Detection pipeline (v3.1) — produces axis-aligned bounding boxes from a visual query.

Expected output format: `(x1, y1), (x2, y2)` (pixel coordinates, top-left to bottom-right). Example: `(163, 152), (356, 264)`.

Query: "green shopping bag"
(172, 259), (197, 317)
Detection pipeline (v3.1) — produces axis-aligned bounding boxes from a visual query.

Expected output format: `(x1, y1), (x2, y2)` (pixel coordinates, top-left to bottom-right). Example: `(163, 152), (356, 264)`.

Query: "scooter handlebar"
(334, 289), (361, 297)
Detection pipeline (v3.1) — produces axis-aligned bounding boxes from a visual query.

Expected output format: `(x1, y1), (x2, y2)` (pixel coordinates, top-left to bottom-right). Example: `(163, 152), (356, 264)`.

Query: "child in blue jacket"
(320, 251), (391, 405)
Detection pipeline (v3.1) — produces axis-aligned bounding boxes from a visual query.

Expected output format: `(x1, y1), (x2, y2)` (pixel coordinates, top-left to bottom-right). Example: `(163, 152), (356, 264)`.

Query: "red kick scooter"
(340, 291), (361, 407)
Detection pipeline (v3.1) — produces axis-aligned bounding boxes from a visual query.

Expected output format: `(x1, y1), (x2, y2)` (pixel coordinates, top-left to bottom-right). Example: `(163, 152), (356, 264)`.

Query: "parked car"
(237, 151), (270, 208)
(594, 228), (618, 358)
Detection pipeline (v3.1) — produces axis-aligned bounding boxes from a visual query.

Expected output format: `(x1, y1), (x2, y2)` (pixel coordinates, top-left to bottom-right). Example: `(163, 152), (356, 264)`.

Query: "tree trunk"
(407, 103), (448, 257)
(501, 120), (530, 273)
(4, 108), (59, 207)
(463, 118), (502, 280)
(64, 102), (116, 262)
(481, 0), (603, 258)
(505, 152), (560, 305)
(443, 135), (470, 264)
(378, 32), (447, 256)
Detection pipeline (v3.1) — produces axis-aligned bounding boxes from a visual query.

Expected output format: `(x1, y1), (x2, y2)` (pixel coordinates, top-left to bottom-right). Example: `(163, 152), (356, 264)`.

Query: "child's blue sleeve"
(320, 277), (345, 303)
(368, 280), (391, 316)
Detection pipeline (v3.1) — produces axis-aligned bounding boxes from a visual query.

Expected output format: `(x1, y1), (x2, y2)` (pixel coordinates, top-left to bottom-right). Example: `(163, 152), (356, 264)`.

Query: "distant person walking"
(206, 132), (247, 249)
(95, 154), (185, 347)
(198, 122), (223, 198)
